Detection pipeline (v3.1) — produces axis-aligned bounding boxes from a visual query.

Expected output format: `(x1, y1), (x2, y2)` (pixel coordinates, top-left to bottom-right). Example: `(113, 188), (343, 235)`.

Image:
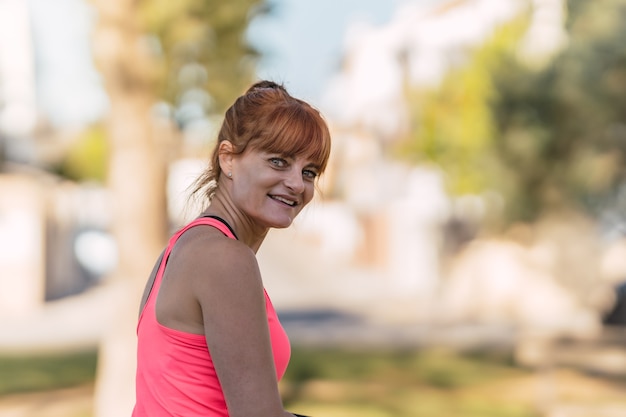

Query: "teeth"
(272, 196), (296, 206)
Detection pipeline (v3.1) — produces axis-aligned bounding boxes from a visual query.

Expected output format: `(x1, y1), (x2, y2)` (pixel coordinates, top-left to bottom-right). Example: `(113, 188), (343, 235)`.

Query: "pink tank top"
(132, 217), (291, 417)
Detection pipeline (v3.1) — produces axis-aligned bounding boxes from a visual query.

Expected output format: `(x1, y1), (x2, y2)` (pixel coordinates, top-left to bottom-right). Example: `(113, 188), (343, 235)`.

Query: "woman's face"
(229, 146), (320, 229)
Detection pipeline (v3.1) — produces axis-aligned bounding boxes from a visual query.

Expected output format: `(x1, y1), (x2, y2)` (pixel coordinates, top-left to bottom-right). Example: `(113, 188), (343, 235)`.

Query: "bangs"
(250, 103), (331, 172)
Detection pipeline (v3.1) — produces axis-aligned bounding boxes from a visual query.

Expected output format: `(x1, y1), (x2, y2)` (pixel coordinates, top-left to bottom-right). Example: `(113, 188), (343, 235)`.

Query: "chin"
(266, 215), (297, 229)
(271, 220), (294, 229)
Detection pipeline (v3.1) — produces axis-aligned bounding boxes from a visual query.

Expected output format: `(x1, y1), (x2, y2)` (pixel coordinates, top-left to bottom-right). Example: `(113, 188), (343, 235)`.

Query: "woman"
(132, 80), (331, 417)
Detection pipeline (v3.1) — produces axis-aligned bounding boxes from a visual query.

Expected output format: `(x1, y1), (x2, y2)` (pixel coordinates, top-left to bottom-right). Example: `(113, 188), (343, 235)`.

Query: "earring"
(227, 172), (232, 178)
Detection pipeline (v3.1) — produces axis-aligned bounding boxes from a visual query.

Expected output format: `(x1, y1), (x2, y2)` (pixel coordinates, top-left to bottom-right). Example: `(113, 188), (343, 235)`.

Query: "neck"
(202, 194), (268, 253)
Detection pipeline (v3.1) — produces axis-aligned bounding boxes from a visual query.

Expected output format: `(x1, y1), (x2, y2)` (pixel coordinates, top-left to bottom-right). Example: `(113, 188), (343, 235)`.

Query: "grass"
(281, 347), (542, 417)
(3, 346), (626, 417)
(0, 350), (97, 396)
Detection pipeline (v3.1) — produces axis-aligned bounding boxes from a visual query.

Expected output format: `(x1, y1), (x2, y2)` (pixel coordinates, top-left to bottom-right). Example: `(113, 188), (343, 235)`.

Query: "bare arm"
(191, 237), (293, 417)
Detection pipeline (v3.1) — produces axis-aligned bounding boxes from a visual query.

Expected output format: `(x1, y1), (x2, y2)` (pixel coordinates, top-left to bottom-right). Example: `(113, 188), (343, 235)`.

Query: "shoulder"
(170, 225), (261, 290)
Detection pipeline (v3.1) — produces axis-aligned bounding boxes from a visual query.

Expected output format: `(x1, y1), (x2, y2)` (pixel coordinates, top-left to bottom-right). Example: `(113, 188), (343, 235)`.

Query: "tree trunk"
(90, 1), (168, 416)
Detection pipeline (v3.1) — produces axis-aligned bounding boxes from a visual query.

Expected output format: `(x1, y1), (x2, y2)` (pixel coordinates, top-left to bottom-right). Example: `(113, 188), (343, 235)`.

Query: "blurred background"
(1, 0), (626, 416)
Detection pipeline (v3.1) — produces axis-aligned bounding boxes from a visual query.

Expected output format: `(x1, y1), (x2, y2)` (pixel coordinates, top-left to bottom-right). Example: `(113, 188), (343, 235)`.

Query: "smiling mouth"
(270, 195), (298, 207)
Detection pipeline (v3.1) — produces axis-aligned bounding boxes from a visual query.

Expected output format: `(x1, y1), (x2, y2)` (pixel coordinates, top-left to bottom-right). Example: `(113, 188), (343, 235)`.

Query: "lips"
(270, 195), (298, 207)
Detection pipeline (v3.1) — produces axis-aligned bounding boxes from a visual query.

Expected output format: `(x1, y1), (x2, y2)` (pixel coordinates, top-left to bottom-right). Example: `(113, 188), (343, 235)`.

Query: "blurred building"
(318, 0), (550, 277)
(322, 0), (566, 139)
(0, 0), (38, 156)
(0, 0), (113, 318)
(299, 0), (613, 332)
(0, 0), (41, 317)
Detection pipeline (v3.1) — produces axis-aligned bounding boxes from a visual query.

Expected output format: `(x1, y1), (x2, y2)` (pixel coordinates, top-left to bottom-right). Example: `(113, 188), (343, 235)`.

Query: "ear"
(217, 141), (234, 175)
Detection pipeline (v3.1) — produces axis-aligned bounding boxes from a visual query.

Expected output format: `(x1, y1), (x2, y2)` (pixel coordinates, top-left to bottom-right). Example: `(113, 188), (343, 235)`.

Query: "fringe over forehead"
(218, 81), (331, 172)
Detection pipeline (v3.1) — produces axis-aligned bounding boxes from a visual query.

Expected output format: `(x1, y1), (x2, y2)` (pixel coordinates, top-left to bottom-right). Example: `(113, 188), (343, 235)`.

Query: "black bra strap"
(202, 215), (238, 240)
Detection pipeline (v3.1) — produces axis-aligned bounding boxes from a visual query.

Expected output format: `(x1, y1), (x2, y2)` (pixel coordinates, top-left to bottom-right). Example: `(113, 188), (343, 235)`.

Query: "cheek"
(303, 184), (315, 205)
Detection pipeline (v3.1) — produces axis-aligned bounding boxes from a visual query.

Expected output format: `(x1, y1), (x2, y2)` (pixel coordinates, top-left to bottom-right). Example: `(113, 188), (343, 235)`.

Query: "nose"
(284, 167), (305, 193)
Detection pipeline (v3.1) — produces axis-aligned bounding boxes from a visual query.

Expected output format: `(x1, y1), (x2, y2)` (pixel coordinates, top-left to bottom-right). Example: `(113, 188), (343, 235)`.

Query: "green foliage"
(398, 0), (626, 225)
(57, 124), (109, 183)
(396, 14), (530, 197)
(139, 0), (267, 115)
(490, 0), (626, 222)
(0, 350), (97, 395)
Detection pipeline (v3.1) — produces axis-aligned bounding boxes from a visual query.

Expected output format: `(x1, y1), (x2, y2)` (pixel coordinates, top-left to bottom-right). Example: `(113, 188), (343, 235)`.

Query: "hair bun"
(247, 80), (287, 94)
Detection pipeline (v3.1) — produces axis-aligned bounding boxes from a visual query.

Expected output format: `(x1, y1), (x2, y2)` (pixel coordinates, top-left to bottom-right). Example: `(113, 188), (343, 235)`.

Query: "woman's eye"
(303, 169), (318, 180)
(269, 158), (286, 168)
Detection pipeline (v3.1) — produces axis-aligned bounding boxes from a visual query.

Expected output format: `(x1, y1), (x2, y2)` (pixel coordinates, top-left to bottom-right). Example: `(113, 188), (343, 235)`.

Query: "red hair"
(192, 80), (331, 202)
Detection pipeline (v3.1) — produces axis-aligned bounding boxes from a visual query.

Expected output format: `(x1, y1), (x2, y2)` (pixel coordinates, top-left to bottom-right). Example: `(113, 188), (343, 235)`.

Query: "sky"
(29, 0), (107, 128)
(28, 0), (440, 128)
(246, 0), (433, 105)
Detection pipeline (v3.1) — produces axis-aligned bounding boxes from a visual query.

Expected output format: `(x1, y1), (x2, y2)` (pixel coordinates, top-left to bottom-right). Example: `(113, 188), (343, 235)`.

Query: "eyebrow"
(304, 162), (322, 171)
